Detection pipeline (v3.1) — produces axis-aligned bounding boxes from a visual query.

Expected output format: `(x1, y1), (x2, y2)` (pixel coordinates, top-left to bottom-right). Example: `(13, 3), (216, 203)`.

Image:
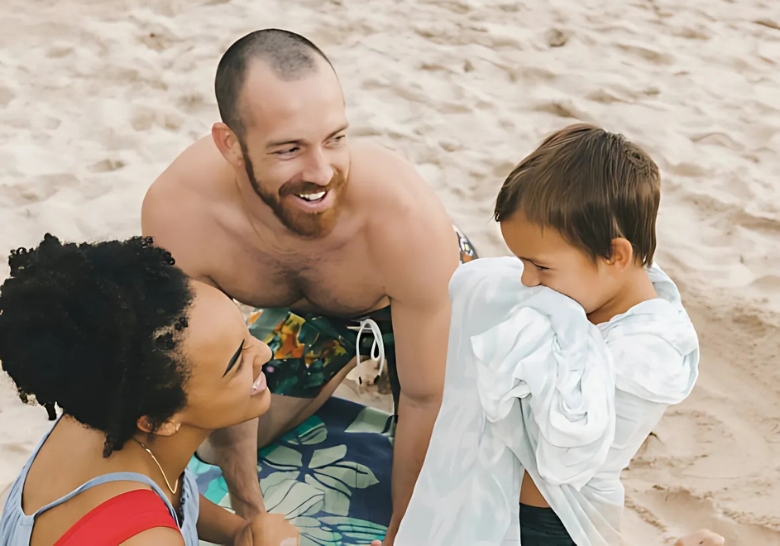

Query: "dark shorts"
(519, 504), (575, 546)
(247, 225), (478, 408)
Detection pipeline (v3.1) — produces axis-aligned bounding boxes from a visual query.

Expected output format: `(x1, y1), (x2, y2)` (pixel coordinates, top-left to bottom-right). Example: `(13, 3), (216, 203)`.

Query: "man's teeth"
(297, 191), (327, 202)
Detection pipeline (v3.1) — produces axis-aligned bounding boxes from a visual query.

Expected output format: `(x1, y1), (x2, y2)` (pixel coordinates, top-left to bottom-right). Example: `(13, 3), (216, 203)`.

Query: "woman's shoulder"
(20, 426), (176, 545)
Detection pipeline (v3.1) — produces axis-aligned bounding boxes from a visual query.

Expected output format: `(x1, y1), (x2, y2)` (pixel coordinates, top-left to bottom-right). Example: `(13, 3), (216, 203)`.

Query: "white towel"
(396, 257), (699, 546)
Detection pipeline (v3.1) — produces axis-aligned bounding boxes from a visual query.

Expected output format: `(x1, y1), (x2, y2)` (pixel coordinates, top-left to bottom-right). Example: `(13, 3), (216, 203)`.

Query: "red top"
(54, 489), (179, 545)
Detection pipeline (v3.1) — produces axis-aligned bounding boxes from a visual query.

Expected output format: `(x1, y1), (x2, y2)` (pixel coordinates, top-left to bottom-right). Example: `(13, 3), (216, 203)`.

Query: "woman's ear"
(136, 416), (181, 437)
(607, 238), (635, 270)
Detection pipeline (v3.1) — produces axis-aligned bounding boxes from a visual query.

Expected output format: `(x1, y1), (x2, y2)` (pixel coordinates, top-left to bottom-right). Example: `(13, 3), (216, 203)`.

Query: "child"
(395, 124), (700, 545)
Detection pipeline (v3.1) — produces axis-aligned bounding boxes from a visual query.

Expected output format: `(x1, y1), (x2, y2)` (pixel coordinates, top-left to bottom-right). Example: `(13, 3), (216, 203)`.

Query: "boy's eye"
(535, 264), (550, 271)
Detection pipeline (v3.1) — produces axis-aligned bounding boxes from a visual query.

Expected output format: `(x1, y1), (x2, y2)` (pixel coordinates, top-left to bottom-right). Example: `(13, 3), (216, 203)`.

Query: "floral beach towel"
(191, 396), (394, 545)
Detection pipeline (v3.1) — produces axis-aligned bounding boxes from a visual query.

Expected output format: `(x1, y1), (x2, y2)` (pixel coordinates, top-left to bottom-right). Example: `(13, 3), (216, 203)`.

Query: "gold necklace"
(131, 437), (179, 495)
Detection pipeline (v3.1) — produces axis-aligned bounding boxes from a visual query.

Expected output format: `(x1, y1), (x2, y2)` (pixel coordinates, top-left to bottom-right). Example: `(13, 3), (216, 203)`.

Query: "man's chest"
(212, 243), (389, 317)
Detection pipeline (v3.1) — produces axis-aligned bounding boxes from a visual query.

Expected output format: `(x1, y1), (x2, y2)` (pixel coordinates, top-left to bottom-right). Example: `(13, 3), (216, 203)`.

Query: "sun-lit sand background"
(1, 0), (779, 543)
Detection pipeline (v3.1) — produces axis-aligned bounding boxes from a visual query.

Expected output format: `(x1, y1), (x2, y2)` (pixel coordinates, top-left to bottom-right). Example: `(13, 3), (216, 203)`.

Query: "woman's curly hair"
(0, 234), (194, 456)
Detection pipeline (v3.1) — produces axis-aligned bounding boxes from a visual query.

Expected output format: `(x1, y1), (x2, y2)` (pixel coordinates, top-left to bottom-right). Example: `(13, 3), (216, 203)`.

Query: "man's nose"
(303, 149), (334, 186)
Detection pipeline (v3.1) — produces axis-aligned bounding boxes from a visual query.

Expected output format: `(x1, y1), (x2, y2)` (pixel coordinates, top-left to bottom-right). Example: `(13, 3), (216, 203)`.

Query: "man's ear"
(607, 238), (635, 270)
(212, 122), (244, 169)
(136, 416), (181, 437)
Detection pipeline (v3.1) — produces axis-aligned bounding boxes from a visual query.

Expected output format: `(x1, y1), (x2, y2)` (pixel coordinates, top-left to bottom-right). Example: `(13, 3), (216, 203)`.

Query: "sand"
(1, 0), (778, 543)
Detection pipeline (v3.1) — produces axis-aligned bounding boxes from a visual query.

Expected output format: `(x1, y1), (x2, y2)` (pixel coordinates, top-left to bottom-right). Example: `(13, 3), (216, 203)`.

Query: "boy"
(395, 124), (701, 545)
(495, 125), (700, 544)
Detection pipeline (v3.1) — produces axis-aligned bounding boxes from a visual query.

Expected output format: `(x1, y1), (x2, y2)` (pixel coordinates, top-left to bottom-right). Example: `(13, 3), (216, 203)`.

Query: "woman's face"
(175, 282), (272, 431)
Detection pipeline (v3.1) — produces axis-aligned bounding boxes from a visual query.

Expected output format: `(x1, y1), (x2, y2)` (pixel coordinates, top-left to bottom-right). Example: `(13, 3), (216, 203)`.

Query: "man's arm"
(141, 175), (266, 518)
(385, 296), (453, 543)
(368, 167), (461, 543)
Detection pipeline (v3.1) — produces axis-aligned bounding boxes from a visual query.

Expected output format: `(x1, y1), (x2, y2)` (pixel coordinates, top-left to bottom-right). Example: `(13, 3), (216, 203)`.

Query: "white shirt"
(396, 257), (699, 546)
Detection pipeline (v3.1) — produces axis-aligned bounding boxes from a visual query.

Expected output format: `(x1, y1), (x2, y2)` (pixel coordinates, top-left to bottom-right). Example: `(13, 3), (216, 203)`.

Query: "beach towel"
(395, 257), (698, 546)
(190, 396), (394, 546)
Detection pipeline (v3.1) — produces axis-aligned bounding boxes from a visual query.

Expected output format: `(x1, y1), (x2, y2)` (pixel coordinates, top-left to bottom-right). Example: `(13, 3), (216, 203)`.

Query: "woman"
(0, 234), (299, 545)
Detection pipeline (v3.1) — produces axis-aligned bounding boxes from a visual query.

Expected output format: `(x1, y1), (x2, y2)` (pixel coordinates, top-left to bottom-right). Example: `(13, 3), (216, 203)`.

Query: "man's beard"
(242, 148), (345, 239)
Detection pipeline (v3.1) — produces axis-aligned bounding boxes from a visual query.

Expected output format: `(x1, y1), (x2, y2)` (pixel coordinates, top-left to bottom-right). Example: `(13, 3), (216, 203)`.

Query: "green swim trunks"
(247, 226), (478, 404)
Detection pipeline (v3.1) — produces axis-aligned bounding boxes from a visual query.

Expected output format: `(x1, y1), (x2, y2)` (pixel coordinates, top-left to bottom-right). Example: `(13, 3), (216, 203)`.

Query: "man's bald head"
(215, 29), (333, 138)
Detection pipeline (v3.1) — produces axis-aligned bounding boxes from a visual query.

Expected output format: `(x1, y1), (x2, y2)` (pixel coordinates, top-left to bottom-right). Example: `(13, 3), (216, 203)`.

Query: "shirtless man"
(141, 29), (478, 544)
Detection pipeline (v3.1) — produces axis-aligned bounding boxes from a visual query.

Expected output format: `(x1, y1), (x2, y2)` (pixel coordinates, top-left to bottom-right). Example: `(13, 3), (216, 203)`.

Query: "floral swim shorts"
(247, 226), (479, 406)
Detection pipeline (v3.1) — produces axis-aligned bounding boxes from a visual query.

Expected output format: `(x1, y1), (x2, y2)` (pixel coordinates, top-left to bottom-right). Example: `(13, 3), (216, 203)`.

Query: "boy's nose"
(521, 268), (540, 287)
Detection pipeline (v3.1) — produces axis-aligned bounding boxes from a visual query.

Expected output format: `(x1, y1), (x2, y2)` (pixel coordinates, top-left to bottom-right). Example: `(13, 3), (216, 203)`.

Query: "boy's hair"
(494, 123), (661, 266)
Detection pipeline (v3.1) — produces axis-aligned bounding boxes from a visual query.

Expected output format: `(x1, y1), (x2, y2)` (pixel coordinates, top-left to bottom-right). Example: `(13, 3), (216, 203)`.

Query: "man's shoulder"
(349, 139), (449, 223)
(349, 141), (422, 200)
(142, 166), (211, 242)
(350, 139), (406, 168)
(348, 141), (460, 291)
(141, 136), (231, 281)
(145, 136), (231, 206)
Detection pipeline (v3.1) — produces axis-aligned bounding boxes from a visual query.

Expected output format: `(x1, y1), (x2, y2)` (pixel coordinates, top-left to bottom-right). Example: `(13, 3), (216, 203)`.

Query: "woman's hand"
(674, 529), (725, 546)
(233, 513), (299, 546)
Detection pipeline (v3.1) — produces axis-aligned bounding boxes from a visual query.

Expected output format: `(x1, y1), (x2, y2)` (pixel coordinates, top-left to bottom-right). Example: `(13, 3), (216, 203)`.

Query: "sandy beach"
(1, 0), (779, 543)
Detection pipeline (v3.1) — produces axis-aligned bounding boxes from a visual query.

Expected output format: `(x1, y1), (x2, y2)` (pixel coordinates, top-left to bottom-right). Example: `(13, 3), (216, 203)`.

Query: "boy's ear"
(608, 238), (634, 270)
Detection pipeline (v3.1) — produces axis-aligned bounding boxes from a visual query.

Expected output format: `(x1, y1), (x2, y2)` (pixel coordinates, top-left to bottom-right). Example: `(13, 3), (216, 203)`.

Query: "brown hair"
(494, 123), (661, 265)
(215, 29), (332, 139)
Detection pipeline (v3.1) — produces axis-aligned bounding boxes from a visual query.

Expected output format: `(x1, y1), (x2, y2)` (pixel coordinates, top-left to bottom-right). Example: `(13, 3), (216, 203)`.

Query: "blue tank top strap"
(0, 417), (196, 546)
(33, 472), (178, 524)
(16, 415), (63, 477)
